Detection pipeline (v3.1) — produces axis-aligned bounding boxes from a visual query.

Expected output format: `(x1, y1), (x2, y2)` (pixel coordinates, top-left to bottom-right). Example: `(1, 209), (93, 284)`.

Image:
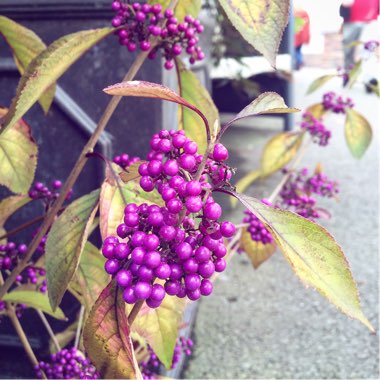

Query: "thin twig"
(0, 210), (58, 242)
(0, 51), (150, 300)
(0, 272), (47, 378)
(74, 305), (85, 350)
(227, 228), (243, 252)
(128, 300), (144, 326)
(36, 309), (61, 352)
(7, 306), (46, 378)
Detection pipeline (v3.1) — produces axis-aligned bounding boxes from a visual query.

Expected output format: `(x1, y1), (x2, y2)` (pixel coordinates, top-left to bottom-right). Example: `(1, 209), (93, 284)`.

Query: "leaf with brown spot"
(83, 281), (141, 379)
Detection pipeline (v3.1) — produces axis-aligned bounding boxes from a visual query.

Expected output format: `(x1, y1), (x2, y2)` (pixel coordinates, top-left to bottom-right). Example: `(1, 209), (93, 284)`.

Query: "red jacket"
(348, 0), (379, 22)
(294, 9), (310, 47)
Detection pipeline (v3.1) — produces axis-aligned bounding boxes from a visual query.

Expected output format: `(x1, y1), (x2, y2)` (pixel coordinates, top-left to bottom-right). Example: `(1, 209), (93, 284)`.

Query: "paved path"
(183, 68), (379, 379)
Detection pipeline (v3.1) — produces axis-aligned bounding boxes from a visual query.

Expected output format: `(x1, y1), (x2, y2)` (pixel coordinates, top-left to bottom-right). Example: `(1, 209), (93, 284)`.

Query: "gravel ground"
(182, 68), (379, 379)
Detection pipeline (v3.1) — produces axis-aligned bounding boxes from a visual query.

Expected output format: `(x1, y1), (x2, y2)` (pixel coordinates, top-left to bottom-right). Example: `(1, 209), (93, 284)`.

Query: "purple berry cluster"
(0, 241), (27, 270)
(0, 300), (26, 318)
(113, 153), (141, 170)
(140, 336), (193, 379)
(364, 40), (379, 52)
(300, 112), (331, 146)
(171, 336), (193, 369)
(111, 1), (205, 69)
(243, 210), (273, 245)
(322, 91), (354, 114)
(0, 300), (26, 319)
(28, 180), (72, 206)
(34, 348), (98, 379)
(102, 130), (236, 308)
(279, 168), (339, 219)
(16, 266), (47, 293)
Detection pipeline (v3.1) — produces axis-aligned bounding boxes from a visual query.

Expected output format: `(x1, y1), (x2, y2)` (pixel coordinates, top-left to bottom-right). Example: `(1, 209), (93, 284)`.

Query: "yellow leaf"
(344, 108), (372, 159)
(240, 228), (277, 269)
(260, 132), (303, 177)
(235, 192), (374, 332)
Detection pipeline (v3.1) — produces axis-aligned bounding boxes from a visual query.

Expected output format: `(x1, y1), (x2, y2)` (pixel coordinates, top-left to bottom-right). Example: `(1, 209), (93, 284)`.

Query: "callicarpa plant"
(0, 0), (375, 379)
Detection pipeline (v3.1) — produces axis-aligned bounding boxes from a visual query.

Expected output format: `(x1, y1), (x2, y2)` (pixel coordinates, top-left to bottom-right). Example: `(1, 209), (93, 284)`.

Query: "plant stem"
(7, 306), (47, 378)
(0, 274), (45, 378)
(0, 211), (54, 242)
(128, 300), (144, 326)
(267, 140), (310, 204)
(0, 51), (149, 300)
(74, 305), (85, 350)
(36, 309), (61, 352)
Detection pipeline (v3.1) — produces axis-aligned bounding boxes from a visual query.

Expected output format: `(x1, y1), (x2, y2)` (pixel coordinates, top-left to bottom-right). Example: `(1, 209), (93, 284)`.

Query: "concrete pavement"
(182, 68), (379, 379)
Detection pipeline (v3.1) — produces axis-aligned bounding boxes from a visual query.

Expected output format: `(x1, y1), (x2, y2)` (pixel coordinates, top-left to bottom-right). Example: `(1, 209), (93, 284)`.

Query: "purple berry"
(116, 270), (132, 287)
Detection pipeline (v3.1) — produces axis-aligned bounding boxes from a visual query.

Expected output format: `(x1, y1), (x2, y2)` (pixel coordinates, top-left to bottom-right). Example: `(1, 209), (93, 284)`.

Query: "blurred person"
(340, 0), (379, 75)
(294, 4), (311, 70)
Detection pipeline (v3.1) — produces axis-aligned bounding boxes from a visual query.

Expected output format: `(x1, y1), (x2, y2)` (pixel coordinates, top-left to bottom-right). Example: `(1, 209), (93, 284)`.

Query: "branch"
(0, 50), (150, 300)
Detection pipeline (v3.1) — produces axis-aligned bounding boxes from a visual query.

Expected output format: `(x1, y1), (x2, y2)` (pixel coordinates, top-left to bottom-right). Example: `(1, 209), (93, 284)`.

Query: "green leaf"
(306, 103), (325, 119)
(0, 194), (31, 227)
(3, 290), (66, 320)
(230, 169), (261, 207)
(83, 281), (141, 379)
(129, 292), (186, 369)
(0, 27), (112, 134)
(234, 192), (374, 332)
(223, 92), (299, 132)
(347, 60), (362, 89)
(176, 59), (219, 153)
(99, 179), (163, 241)
(218, 0), (290, 66)
(260, 132), (304, 177)
(240, 228), (276, 269)
(0, 107), (38, 194)
(69, 242), (109, 311)
(344, 108), (372, 159)
(45, 189), (100, 310)
(147, 0), (201, 21)
(0, 15), (55, 113)
(104, 80), (210, 138)
(306, 75), (336, 94)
